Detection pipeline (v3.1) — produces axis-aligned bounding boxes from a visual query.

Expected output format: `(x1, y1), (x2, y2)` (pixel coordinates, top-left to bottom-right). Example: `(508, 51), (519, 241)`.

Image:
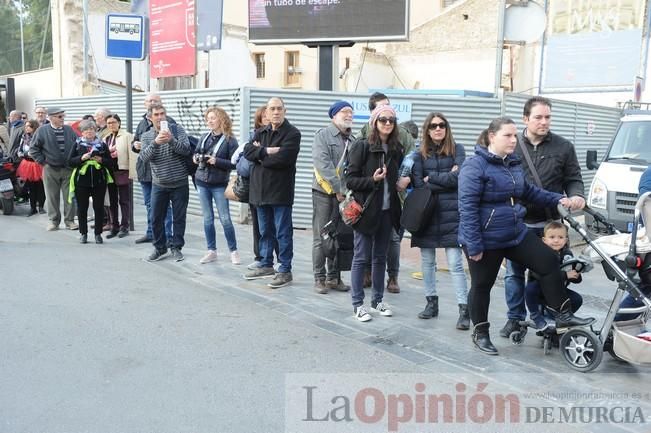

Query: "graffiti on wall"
(173, 88), (241, 135)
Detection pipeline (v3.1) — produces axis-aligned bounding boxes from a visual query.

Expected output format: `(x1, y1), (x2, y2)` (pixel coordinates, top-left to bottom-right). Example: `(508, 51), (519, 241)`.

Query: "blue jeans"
(615, 285), (651, 321)
(350, 211), (392, 308)
(504, 226), (545, 320)
(140, 181), (172, 239)
(151, 183), (189, 251)
(420, 247), (468, 304)
(525, 281), (545, 326)
(197, 184), (237, 252)
(257, 205), (293, 273)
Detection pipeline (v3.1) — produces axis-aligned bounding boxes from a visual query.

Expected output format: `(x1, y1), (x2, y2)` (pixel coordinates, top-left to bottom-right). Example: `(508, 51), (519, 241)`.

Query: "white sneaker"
(230, 250), (241, 265)
(371, 302), (393, 317)
(199, 250), (217, 264)
(354, 306), (372, 322)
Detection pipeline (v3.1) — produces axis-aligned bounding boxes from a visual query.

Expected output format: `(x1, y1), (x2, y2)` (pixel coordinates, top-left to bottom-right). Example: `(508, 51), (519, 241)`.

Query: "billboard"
(542, 0), (645, 92)
(248, 0), (409, 44)
(149, 0), (196, 78)
(197, 0), (224, 50)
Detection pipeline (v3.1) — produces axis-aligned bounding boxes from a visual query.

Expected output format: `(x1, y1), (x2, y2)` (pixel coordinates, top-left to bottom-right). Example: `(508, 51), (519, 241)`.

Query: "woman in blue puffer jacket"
(458, 117), (593, 356)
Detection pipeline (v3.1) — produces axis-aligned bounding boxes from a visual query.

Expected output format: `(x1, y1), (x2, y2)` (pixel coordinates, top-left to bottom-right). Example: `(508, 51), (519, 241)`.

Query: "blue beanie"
(328, 100), (353, 119)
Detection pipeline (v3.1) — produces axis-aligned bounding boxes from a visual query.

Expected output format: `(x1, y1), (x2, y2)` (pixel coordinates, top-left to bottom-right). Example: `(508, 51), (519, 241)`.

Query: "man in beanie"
(311, 100), (354, 294)
(243, 97), (301, 289)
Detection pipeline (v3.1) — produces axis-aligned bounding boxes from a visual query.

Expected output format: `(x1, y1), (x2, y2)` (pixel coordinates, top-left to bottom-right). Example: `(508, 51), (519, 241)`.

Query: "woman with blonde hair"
(194, 107), (240, 264)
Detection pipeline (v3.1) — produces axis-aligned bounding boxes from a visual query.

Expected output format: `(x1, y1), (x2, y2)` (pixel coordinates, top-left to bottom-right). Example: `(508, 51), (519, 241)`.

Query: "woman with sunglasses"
(345, 105), (404, 322)
(104, 114), (136, 239)
(458, 117), (594, 355)
(411, 112), (469, 330)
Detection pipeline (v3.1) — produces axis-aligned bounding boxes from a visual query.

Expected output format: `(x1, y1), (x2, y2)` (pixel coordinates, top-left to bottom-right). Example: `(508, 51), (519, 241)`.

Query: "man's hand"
(568, 195), (585, 211)
(336, 193), (345, 202)
(92, 155), (103, 163)
(155, 130), (171, 144)
(396, 176), (410, 192)
(133, 141), (142, 150)
(207, 156), (217, 165)
(266, 147), (280, 155)
(451, 165), (459, 172)
(252, 140), (260, 147)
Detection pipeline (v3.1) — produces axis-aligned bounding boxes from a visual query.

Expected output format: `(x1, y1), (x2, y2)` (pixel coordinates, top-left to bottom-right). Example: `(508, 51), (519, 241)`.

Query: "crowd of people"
(1, 93), (600, 355)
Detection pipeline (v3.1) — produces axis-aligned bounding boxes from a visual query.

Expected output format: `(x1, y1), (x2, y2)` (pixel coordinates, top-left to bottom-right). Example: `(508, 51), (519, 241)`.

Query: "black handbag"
(320, 197), (354, 270)
(400, 187), (435, 233)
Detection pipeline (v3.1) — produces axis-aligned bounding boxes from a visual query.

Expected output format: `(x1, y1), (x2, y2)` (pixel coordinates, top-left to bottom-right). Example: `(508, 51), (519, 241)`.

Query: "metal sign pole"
(126, 60), (135, 231)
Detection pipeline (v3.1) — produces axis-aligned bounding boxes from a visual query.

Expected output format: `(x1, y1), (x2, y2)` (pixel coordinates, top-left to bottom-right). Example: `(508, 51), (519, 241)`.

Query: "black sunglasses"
(377, 117), (396, 125)
(428, 122), (447, 130)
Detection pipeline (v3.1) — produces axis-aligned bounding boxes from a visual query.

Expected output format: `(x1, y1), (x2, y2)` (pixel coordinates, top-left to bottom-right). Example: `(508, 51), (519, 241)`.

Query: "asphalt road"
(1, 201), (650, 433)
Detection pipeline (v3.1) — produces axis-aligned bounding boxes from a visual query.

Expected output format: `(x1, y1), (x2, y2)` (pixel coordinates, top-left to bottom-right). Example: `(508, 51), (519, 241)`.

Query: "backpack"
(169, 123), (199, 177)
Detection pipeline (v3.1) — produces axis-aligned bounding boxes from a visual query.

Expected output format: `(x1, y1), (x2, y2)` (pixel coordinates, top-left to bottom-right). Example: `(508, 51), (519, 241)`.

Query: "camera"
(197, 154), (210, 168)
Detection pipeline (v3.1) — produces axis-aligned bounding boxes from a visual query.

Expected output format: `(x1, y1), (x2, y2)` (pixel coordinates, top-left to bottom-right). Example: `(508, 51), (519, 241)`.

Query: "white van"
(586, 106), (651, 234)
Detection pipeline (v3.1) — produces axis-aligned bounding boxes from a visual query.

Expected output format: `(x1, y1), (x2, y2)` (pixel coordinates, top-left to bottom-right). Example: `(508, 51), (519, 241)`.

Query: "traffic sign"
(106, 14), (146, 61)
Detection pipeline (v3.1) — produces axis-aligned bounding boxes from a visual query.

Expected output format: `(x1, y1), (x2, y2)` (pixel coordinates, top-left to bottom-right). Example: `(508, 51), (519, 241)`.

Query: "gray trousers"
(43, 165), (76, 226)
(312, 190), (339, 281)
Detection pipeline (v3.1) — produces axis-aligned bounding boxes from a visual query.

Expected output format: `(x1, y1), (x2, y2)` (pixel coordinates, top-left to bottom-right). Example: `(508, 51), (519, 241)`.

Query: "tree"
(0, 0), (52, 75)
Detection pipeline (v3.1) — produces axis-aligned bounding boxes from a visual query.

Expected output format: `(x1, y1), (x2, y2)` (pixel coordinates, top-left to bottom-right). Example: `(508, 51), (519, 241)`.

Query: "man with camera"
(131, 93), (174, 244)
(139, 103), (192, 262)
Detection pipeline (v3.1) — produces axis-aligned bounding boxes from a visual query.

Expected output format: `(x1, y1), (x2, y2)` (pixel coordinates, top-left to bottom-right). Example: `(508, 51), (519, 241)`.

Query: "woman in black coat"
(67, 119), (112, 244)
(345, 105), (404, 322)
(411, 112), (469, 329)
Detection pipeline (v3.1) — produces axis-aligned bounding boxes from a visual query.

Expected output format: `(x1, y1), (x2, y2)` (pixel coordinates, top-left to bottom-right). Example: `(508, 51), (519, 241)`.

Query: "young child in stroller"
(525, 221), (588, 330)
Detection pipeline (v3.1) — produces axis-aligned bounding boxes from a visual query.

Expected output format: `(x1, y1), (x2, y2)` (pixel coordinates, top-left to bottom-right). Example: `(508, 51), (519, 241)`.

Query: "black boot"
(551, 299), (595, 330)
(418, 296), (439, 319)
(472, 322), (498, 355)
(456, 304), (470, 330)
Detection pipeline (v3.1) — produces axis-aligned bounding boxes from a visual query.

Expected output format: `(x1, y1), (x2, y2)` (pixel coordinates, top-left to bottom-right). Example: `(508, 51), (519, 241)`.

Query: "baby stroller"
(556, 198), (651, 372)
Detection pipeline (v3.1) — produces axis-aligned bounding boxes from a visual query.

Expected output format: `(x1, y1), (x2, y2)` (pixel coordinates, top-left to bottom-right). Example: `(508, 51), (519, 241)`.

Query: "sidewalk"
(6, 198), (621, 368)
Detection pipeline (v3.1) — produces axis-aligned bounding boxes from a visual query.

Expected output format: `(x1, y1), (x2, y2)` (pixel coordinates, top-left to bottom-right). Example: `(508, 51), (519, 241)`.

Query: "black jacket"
(243, 119), (301, 206)
(515, 130), (584, 223)
(410, 143), (465, 248)
(67, 138), (111, 188)
(193, 133), (238, 187)
(345, 138), (403, 235)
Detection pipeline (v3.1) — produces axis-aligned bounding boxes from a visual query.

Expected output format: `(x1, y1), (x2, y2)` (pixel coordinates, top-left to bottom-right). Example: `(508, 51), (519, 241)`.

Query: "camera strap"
(199, 133), (227, 157)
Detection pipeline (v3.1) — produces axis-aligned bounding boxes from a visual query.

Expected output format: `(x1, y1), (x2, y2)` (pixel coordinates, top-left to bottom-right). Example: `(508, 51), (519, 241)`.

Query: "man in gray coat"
(29, 107), (78, 231)
(311, 100), (353, 294)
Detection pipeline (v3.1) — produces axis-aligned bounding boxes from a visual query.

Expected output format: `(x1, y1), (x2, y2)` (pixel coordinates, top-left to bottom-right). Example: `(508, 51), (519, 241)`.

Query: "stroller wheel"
(559, 328), (603, 372)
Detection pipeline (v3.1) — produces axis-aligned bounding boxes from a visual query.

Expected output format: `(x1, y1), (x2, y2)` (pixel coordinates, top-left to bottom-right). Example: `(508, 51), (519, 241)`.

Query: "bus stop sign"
(106, 14), (146, 61)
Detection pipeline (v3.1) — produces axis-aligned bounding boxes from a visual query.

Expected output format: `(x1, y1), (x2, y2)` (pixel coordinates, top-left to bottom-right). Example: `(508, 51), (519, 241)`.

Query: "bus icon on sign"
(111, 23), (140, 35)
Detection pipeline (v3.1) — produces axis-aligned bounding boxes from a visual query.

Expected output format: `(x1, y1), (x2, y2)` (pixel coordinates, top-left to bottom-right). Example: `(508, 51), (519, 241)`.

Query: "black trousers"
(108, 182), (130, 231)
(76, 185), (106, 235)
(26, 180), (45, 211)
(465, 231), (567, 326)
